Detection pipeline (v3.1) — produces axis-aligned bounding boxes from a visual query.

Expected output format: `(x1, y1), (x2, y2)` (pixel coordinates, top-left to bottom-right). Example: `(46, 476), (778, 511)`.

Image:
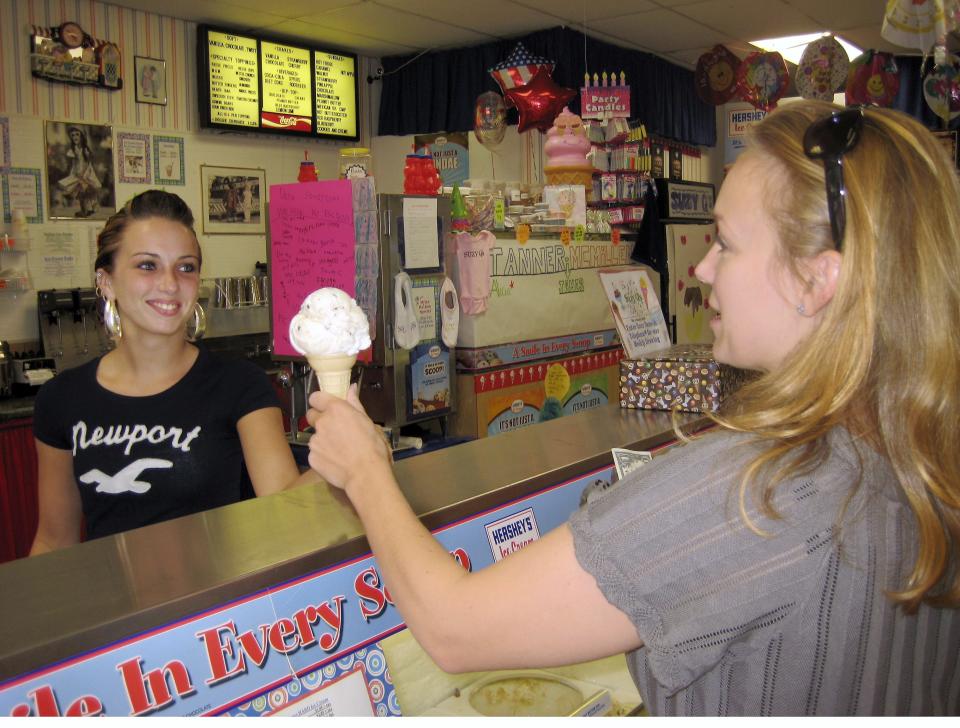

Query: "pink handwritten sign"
(268, 180), (356, 358)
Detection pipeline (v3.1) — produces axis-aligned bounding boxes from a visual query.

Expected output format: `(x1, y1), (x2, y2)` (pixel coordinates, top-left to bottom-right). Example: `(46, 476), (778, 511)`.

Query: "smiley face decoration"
(695, 45), (741, 105)
(845, 51), (900, 107)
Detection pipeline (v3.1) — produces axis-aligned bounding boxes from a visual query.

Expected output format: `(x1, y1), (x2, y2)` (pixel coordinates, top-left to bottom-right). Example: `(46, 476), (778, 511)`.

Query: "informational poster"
(725, 102), (767, 164)
(400, 197), (440, 270)
(598, 267), (670, 359)
(314, 51), (357, 139)
(206, 30), (259, 128)
(414, 132), (469, 188)
(260, 41), (312, 133)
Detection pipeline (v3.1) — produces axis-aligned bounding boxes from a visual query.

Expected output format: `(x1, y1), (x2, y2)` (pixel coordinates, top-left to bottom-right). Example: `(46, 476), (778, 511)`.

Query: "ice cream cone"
(307, 353), (357, 399)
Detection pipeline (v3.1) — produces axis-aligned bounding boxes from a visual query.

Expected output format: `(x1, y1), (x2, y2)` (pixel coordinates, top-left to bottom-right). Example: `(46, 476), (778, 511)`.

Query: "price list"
(207, 30), (259, 128)
(261, 41), (312, 132)
(314, 51), (357, 138)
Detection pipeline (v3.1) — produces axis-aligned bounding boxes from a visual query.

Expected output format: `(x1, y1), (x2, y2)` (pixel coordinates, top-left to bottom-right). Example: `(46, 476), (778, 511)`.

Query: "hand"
(305, 383), (393, 492)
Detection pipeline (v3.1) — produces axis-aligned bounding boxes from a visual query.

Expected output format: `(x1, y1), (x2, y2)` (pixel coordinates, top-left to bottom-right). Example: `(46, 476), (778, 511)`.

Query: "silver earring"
(185, 302), (206, 342)
(103, 298), (123, 339)
(796, 303), (807, 316)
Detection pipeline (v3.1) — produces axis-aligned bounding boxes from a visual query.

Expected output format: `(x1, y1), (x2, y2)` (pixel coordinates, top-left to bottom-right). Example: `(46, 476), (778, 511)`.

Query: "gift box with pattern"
(619, 344), (748, 413)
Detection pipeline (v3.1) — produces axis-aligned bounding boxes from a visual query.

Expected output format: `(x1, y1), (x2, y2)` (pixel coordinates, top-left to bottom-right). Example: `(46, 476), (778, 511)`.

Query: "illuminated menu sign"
(315, 51), (358, 139)
(207, 30), (259, 128)
(198, 25), (360, 141)
(261, 40), (312, 132)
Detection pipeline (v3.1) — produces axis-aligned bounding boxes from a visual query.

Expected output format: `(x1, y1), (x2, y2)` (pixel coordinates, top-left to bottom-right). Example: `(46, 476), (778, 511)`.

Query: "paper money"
(611, 448), (653, 480)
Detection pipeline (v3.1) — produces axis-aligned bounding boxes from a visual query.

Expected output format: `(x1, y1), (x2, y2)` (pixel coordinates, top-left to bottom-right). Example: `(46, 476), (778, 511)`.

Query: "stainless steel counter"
(0, 403), (705, 683)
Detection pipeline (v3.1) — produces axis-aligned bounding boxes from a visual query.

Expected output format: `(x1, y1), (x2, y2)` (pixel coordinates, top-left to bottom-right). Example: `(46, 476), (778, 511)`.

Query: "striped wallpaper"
(1, 0), (198, 132)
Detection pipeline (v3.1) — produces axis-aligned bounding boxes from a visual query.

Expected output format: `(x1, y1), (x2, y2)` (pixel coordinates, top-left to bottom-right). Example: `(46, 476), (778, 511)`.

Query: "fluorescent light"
(749, 33), (862, 65)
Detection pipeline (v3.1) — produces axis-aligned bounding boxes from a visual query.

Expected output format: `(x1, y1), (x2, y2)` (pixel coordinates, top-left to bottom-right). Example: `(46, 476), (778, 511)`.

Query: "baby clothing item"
(439, 276), (460, 347)
(393, 271), (420, 349)
(454, 230), (494, 315)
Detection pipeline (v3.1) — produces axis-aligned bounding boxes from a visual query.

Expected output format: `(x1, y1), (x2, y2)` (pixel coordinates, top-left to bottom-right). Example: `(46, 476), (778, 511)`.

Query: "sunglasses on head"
(802, 107), (865, 251)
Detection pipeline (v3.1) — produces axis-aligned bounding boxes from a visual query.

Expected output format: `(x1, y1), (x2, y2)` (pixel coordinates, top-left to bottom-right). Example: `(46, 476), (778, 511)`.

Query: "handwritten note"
(269, 180), (356, 358)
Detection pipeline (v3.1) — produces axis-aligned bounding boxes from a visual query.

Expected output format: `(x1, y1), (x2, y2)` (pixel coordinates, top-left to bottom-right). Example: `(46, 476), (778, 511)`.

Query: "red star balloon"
(505, 66), (576, 133)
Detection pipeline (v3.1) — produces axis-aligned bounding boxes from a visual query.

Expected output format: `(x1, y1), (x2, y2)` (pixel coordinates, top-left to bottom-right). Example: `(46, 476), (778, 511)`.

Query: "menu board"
(198, 25), (360, 141)
(315, 51), (358, 139)
(206, 30), (259, 128)
(260, 40), (312, 132)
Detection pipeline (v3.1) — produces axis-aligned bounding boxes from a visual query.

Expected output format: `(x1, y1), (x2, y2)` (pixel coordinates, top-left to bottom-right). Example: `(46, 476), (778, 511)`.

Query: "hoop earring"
(103, 298), (123, 339)
(186, 302), (206, 342)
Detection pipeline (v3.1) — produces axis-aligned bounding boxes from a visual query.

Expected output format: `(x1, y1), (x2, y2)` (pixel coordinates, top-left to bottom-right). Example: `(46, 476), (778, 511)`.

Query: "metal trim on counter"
(0, 403), (706, 683)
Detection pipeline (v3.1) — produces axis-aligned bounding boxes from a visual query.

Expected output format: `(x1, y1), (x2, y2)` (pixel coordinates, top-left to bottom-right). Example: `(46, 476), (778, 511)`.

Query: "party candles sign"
(580, 71), (631, 120)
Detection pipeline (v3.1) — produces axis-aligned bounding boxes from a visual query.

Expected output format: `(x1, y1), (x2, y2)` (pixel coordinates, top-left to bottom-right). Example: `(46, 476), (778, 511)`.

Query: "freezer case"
(360, 193), (455, 434)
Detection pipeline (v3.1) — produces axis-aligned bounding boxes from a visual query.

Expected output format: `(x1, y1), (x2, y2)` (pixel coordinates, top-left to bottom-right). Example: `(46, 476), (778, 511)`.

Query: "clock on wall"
(56, 21), (87, 49)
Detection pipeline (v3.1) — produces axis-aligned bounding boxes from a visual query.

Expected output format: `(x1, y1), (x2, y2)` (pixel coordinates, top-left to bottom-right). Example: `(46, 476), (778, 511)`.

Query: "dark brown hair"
(95, 190), (201, 273)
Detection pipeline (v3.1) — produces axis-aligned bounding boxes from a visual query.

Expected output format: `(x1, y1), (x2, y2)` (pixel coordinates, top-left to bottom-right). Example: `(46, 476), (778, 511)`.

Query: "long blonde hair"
(713, 100), (960, 612)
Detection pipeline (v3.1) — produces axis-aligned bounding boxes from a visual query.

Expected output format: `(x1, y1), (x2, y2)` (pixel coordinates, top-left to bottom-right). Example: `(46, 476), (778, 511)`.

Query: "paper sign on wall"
(598, 267), (670, 358)
(269, 179), (356, 358)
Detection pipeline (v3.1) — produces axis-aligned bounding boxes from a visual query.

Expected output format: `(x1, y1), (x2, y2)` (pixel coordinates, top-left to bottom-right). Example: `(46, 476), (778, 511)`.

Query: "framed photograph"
(153, 135), (185, 186)
(1, 168), (43, 223)
(932, 130), (959, 170)
(0, 117), (10, 171)
(200, 165), (266, 234)
(116, 132), (151, 184)
(134, 56), (166, 105)
(44, 120), (116, 220)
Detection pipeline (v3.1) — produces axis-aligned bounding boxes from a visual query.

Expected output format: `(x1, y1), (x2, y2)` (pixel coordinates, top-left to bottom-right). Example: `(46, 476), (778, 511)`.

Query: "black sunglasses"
(802, 108), (865, 251)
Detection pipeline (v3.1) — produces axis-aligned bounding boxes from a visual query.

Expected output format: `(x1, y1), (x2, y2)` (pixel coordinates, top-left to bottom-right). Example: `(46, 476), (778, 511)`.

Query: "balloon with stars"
(488, 42), (554, 106)
(505, 66), (577, 134)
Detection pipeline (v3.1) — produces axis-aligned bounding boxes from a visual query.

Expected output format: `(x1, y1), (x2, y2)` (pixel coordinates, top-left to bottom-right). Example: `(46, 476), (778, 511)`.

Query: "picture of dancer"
(200, 165), (265, 234)
(45, 121), (116, 220)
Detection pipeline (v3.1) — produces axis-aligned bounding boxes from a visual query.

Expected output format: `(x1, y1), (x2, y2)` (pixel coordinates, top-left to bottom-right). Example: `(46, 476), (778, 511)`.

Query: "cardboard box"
(452, 349), (624, 438)
(619, 344), (747, 413)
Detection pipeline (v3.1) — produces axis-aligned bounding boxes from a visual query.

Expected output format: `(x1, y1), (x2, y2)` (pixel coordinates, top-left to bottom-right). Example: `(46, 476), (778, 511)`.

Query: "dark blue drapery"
(377, 26), (717, 147)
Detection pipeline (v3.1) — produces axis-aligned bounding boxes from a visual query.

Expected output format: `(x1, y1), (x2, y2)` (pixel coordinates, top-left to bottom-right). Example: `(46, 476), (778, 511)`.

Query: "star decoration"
(505, 66), (576, 133)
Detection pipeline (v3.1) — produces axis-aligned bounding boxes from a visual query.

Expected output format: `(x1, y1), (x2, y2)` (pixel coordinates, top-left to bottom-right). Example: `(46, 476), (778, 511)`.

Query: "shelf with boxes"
(585, 119), (650, 231)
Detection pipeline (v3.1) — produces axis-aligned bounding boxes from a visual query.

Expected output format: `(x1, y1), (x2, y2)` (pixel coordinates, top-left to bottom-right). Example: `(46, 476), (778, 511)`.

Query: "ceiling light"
(749, 33), (862, 65)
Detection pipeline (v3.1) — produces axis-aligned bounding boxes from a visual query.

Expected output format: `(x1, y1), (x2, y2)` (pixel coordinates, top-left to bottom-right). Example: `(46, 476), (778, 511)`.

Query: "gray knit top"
(569, 428), (959, 715)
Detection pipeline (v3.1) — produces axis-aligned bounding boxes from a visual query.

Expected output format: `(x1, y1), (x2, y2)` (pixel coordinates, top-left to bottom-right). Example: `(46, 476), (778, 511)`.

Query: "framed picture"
(1, 168), (43, 223)
(153, 135), (185, 186)
(932, 130), (959, 170)
(134, 56), (166, 105)
(200, 165), (266, 234)
(44, 120), (116, 220)
(0, 117), (10, 171)
(116, 132), (151, 184)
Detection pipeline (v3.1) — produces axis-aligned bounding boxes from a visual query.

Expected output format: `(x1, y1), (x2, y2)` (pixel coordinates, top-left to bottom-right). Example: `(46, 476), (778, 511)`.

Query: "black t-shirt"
(33, 345), (281, 540)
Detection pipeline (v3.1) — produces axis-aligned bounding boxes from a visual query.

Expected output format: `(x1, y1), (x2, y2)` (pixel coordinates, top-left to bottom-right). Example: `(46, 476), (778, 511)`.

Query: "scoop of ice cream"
(289, 287), (371, 357)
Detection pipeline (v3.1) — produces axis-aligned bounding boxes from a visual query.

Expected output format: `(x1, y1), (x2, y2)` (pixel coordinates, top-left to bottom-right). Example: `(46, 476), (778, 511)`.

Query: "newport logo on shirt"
(71, 420), (202, 495)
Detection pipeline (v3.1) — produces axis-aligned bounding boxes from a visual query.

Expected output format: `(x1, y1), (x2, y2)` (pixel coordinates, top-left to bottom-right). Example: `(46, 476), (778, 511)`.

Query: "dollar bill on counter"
(611, 448), (653, 480)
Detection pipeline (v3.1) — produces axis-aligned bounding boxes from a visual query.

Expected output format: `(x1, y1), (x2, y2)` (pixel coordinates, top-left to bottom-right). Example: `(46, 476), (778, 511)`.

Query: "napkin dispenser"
(13, 357), (56, 390)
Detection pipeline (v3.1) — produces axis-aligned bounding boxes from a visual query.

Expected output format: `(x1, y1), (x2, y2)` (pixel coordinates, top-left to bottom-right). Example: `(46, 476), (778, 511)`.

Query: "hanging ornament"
(735, 51), (789, 112)
(505, 66), (576, 134)
(488, 43), (554, 107)
(695, 45), (740, 105)
(473, 91), (506, 149)
(881, 0), (951, 54)
(845, 51), (900, 107)
(796, 36), (850, 101)
(923, 52), (960, 124)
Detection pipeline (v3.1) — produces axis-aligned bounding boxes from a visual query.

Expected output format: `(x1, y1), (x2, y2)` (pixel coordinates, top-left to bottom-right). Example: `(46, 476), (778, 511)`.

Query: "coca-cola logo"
(278, 116), (297, 126)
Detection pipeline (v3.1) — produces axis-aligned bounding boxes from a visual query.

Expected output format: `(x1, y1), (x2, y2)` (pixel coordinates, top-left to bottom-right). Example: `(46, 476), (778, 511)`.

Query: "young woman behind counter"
(30, 190), (313, 553)
(305, 102), (960, 715)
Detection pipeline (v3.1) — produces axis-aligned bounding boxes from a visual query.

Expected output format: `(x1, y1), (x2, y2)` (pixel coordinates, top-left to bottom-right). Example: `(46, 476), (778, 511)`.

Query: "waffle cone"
(543, 166), (595, 200)
(307, 353), (357, 398)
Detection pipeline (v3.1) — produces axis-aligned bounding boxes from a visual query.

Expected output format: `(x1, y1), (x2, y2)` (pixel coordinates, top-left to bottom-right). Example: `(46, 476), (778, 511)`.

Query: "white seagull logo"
(78, 458), (173, 494)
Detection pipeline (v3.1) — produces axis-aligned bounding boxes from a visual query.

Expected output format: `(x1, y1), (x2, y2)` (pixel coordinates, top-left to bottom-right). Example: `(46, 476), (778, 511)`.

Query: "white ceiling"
(105, 0), (908, 68)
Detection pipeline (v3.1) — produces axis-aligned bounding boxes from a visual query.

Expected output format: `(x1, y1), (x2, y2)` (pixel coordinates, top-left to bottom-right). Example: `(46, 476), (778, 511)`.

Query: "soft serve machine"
(30, 288), (110, 390)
